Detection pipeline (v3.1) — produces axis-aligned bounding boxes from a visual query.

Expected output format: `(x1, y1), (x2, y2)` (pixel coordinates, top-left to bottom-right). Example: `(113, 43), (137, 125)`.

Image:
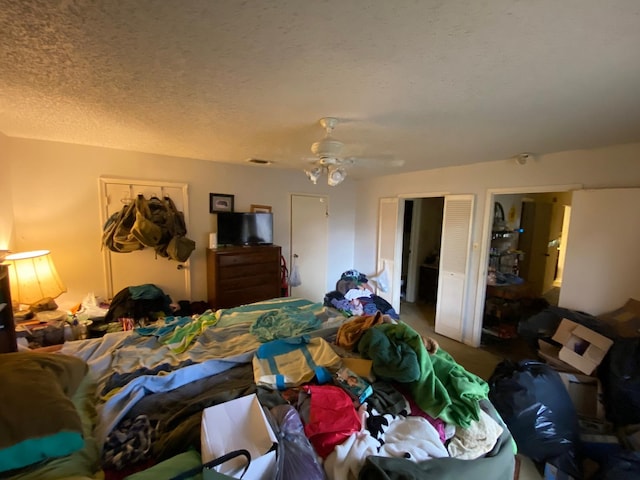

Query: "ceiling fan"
(304, 117), (404, 186)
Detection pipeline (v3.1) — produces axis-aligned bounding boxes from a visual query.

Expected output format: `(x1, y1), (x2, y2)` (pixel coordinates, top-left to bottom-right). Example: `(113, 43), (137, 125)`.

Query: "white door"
(290, 194), (328, 302)
(100, 178), (191, 302)
(376, 197), (404, 312)
(560, 188), (640, 314)
(435, 195), (474, 341)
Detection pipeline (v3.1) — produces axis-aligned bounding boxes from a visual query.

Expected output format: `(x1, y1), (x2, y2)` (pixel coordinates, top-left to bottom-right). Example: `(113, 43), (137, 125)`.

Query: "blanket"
(358, 322), (489, 427)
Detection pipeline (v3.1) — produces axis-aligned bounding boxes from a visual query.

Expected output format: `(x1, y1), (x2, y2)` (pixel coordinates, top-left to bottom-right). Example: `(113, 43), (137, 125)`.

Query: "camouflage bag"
(103, 200), (143, 253)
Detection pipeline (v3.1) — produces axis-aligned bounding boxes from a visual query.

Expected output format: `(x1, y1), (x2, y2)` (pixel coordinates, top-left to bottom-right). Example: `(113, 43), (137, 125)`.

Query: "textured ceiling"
(1, 0), (640, 179)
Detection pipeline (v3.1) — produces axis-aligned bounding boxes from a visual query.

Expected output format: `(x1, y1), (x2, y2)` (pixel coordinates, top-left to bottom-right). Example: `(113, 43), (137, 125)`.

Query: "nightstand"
(0, 265), (18, 353)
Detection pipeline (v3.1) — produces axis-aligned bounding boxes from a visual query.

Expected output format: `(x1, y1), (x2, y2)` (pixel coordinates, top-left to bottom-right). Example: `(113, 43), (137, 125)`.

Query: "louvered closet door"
(100, 178), (191, 302)
(435, 195), (474, 341)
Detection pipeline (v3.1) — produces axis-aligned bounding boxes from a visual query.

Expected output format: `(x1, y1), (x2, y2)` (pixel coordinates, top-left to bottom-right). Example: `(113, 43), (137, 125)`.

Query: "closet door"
(376, 197), (404, 312)
(435, 195), (474, 341)
(100, 178), (191, 302)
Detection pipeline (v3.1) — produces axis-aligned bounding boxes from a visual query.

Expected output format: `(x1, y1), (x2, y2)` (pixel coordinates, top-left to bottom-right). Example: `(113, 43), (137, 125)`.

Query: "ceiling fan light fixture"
(305, 166), (323, 184)
(327, 166), (347, 186)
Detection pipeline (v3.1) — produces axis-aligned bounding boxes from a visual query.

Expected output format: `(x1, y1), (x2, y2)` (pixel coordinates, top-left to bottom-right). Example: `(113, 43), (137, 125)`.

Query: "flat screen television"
(217, 212), (273, 246)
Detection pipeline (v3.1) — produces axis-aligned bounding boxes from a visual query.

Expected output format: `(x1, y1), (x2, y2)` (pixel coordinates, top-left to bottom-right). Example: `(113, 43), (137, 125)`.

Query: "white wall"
(355, 142), (640, 343)
(6, 136), (640, 329)
(0, 132), (14, 251)
(5, 137), (357, 308)
(561, 188), (640, 315)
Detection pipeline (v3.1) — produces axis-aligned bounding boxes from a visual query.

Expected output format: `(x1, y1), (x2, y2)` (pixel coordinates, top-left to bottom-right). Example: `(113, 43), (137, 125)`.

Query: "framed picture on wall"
(250, 204), (272, 213)
(210, 193), (235, 213)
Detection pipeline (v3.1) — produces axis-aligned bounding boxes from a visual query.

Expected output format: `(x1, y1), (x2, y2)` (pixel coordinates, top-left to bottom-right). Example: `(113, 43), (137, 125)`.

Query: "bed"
(0, 296), (516, 480)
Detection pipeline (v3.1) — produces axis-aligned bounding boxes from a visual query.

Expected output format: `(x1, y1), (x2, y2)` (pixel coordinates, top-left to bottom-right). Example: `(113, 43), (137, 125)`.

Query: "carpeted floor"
(399, 300), (531, 380)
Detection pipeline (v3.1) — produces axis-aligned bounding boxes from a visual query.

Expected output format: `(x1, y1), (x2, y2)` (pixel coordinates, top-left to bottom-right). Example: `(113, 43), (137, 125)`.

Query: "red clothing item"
(303, 385), (362, 458)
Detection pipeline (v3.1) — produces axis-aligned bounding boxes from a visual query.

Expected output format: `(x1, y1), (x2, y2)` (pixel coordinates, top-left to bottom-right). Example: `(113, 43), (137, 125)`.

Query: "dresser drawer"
(206, 245), (282, 309)
(218, 263), (280, 281)
(218, 271), (278, 290)
(218, 251), (278, 267)
(218, 284), (281, 309)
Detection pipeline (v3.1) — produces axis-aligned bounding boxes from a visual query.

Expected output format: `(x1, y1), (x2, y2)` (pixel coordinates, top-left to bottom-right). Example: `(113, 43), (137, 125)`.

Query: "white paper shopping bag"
(201, 394), (278, 480)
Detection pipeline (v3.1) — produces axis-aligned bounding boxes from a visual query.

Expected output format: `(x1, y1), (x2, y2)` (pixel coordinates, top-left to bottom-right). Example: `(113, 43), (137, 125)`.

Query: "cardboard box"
(551, 319), (613, 375)
(538, 339), (581, 373)
(201, 394), (278, 480)
(557, 372), (605, 421)
(341, 357), (375, 382)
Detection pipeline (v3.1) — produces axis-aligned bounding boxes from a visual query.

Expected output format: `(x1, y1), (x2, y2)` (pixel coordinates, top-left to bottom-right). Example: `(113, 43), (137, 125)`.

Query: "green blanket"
(358, 322), (489, 427)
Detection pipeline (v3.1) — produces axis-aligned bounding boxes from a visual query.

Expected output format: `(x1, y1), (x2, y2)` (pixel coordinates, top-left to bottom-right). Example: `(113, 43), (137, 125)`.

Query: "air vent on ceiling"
(246, 158), (272, 165)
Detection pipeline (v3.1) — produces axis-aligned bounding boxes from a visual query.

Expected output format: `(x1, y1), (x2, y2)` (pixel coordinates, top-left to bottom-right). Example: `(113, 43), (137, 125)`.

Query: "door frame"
(395, 192), (449, 313)
(99, 177), (191, 299)
(404, 199), (421, 303)
(470, 183), (582, 347)
(289, 193), (329, 302)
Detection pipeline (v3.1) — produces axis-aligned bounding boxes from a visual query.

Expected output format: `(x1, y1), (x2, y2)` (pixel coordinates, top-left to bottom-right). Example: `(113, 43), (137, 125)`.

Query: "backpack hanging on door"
(156, 196), (195, 262)
(130, 195), (163, 247)
(102, 200), (144, 253)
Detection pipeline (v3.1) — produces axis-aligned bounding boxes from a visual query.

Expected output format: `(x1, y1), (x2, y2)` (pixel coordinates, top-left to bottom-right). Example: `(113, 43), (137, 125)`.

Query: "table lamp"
(4, 250), (67, 314)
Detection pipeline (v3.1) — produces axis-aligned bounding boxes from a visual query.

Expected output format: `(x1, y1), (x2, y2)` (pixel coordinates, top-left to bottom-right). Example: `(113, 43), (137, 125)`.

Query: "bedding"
(3, 296), (515, 479)
(0, 352), (88, 474)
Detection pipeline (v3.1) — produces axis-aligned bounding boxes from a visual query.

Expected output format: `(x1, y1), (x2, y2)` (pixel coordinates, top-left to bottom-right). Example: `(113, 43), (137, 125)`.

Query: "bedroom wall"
(0, 132), (14, 252)
(354, 142), (640, 343)
(5, 137), (357, 308)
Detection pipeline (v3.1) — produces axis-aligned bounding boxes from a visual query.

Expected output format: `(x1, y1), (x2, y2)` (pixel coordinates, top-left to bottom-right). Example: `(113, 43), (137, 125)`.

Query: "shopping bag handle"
(170, 449), (251, 480)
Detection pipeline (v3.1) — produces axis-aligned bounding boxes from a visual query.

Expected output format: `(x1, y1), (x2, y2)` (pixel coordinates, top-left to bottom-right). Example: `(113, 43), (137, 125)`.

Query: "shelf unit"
(490, 230), (523, 275)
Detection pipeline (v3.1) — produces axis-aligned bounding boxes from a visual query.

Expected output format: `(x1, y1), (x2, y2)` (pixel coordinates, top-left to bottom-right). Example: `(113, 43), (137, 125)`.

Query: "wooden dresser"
(0, 264), (18, 353)
(206, 245), (282, 309)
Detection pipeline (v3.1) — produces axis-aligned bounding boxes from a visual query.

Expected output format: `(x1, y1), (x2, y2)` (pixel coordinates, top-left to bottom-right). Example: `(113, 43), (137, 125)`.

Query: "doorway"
(399, 197), (445, 329)
(481, 190), (573, 350)
(381, 194), (476, 344)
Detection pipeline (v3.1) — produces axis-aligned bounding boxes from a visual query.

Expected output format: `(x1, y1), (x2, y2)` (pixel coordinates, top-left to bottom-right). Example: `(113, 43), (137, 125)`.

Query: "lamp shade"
(4, 250), (67, 305)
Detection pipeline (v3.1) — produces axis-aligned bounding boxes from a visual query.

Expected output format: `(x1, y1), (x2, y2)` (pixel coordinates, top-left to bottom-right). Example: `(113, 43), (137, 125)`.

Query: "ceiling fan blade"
(342, 156), (405, 168)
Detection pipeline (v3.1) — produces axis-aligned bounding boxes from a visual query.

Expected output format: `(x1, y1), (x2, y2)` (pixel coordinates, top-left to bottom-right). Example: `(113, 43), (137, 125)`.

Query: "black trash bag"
(518, 305), (614, 350)
(489, 360), (582, 478)
(599, 338), (640, 426)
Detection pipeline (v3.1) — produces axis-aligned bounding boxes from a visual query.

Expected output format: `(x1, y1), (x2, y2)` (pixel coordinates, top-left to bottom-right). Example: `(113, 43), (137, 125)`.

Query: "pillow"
(0, 352), (88, 473)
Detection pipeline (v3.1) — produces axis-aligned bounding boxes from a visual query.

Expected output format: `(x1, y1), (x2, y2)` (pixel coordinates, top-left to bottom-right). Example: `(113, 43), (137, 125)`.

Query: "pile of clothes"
(324, 270), (399, 320)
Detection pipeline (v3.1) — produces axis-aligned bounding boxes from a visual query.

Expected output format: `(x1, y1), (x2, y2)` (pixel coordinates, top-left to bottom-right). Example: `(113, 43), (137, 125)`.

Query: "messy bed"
(1, 292), (516, 480)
